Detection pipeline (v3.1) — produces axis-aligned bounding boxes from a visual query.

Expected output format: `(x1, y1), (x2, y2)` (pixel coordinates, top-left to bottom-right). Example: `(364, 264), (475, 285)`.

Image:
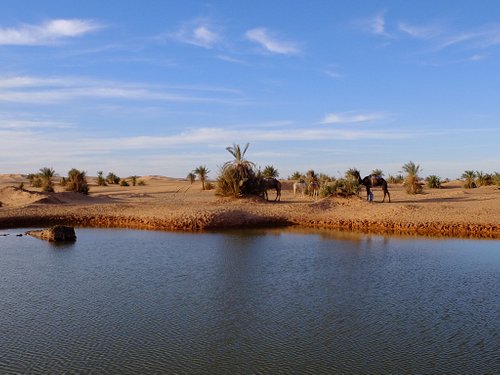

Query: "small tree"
(106, 172), (120, 185)
(371, 169), (384, 177)
(425, 175), (441, 189)
(97, 171), (107, 186)
(492, 172), (500, 187)
(402, 161), (423, 194)
(262, 165), (279, 178)
(462, 170), (476, 189)
(215, 143), (259, 197)
(66, 168), (89, 194)
(39, 167), (55, 192)
(194, 165), (210, 190)
(186, 172), (196, 184)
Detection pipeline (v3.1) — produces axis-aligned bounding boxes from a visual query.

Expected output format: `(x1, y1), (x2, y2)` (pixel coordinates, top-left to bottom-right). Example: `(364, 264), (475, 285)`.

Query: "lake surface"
(0, 228), (499, 374)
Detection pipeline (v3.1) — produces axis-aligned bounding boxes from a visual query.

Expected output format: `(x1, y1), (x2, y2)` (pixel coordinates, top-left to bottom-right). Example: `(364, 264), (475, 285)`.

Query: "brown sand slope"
(0, 175), (498, 238)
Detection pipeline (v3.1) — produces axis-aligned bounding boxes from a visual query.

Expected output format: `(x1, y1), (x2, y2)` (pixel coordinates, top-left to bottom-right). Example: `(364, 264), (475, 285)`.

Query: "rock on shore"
(26, 225), (76, 242)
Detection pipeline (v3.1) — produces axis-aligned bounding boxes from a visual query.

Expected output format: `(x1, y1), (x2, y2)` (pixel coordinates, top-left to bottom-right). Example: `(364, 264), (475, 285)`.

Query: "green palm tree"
(262, 165), (279, 178)
(289, 171), (303, 181)
(345, 168), (360, 180)
(39, 167), (55, 192)
(223, 143), (255, 178)
(194, 165), (210, 190)
(97, 171), (107, 186)
(462, 170), (476, 189)
(371, 169), (384, 177)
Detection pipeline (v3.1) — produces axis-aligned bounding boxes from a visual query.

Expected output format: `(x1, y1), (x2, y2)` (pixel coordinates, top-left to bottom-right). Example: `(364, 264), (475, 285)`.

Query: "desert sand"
(0, 174), (498, 238)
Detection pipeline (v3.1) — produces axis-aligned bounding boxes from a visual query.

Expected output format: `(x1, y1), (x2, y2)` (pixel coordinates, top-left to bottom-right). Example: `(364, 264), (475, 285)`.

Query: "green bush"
(120, 180), (130, 187)
(66, 168), (89, 194)
(320, 178), (360, 198)
(462, 170), (476, 189)
(425, 175), (441, 189)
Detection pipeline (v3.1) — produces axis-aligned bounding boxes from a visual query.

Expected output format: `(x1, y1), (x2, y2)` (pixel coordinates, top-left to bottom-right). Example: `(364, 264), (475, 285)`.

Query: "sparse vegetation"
(120, 179), (130, 187)
(402, 161), (423, 194)
(371, 169), (384, 177)
(493, 172), (500, 187)
(130, 176), (139, 186)
(387, 174), (404, 184)
(425, 175), (442, 189)
(97, 171), (107, 186)
(66, 168), (89, 194)
(106, 172), (120, 185)
(137, 180), (147, 186)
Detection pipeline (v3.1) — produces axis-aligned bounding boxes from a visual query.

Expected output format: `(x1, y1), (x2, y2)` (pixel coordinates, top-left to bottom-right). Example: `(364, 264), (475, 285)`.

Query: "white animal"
(293, 181), (307, 197)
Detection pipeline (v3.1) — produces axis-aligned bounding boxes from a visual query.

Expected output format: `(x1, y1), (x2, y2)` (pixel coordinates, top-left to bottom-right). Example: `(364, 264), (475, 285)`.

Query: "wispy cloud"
(398, 20), (500, 51)
(0, 19), (103, 45)
(0, 75), (244, 104)
(358, 12), (390, 37)
(245, 27), (300, 55)
(321, 112), (386, 124)
(165, 18), (221, 49)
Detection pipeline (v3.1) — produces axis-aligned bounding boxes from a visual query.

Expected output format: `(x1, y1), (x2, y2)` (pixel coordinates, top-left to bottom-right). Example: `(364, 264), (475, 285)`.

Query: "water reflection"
(0, 228), (498, 374)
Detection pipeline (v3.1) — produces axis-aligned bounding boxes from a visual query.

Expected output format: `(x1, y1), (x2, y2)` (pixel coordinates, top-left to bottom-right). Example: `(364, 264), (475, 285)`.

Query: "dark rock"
(26, 225), (76, 242)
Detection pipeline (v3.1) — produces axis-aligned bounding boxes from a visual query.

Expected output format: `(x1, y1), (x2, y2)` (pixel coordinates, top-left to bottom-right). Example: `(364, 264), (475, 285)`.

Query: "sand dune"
(0, 174), (498, 238)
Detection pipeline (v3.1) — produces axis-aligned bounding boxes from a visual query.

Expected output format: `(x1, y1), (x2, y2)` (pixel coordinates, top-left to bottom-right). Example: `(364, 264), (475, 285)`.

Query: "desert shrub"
(387, 174), (404, 184)
(402, 161), (423, 194)
(204, 182), (214, 190)
(137, 180), (146, 186)
(462, 170), (476, 189)
(60, 177), (67, 187)
(66, 168), (89, 194)
(97, 171), (107, 186)
(31, 176), (43, 188)
(475, 171), (492, 186)
(120, 179), (129, 187)
(19, 182), (24, 190)
(371, 169), (384, 177)
(319, 173), (333, 185)
(216, 143), (260, 197)
(425, 175), (441, 189)
(106, 172), (120, 185)
(130, 176), (139, 186)
(492, 172), (500, 187)
(320, 178), (360, 198)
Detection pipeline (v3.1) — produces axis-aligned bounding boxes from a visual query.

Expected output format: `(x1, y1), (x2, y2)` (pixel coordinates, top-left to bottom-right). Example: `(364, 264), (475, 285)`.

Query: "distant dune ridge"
(0, 174), (498, 238)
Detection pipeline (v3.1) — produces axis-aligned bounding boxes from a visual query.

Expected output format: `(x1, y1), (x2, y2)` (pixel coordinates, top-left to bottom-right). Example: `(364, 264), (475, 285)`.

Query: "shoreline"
(1, 176), (499, 239)
(0, 204), (498, 239)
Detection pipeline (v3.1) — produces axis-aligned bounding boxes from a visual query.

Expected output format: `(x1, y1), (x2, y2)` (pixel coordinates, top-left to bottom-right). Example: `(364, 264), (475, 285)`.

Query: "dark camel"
(353, 171), (390, 203)
(260, 178), (281, 201)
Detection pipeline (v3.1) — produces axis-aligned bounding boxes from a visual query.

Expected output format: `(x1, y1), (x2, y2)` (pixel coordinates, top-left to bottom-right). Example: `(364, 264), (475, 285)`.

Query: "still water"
(0, 228), (498, 374)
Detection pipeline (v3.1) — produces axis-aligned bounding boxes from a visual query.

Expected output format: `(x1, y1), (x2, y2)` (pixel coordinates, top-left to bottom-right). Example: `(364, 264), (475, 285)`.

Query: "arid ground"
(0, 174), (498, 238)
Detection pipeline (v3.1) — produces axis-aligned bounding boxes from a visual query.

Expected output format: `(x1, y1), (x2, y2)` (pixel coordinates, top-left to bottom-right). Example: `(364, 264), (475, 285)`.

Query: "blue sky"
(0, 0), (499, 179)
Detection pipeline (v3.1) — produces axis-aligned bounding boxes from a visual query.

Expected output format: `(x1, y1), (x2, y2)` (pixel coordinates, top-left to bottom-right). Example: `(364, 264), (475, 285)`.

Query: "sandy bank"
(0, 175), (498, 238)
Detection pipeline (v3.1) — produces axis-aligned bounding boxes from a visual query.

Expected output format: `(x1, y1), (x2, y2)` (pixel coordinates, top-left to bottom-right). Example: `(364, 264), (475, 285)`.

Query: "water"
(0, 228), (499, 374)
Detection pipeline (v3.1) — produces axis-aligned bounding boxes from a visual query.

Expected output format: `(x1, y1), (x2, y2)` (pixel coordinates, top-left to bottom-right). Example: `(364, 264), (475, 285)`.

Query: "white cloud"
(321, 112), (386, 124)
(168, 19), (221, 49)
(0, 19), (103, 45)
(245, 27), (300, 55)
(371, 13), (386, 35)
(398, 22), (440, 39)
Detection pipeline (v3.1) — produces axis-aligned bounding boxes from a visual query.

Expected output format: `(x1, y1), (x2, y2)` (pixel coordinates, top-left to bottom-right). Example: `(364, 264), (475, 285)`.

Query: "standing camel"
(260, 178), (281, 201)
(353, 171), (390, 203)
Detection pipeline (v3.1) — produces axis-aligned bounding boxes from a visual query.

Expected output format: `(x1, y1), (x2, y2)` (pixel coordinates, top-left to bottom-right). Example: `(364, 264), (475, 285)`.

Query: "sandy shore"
(0, 174), (498, 238)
